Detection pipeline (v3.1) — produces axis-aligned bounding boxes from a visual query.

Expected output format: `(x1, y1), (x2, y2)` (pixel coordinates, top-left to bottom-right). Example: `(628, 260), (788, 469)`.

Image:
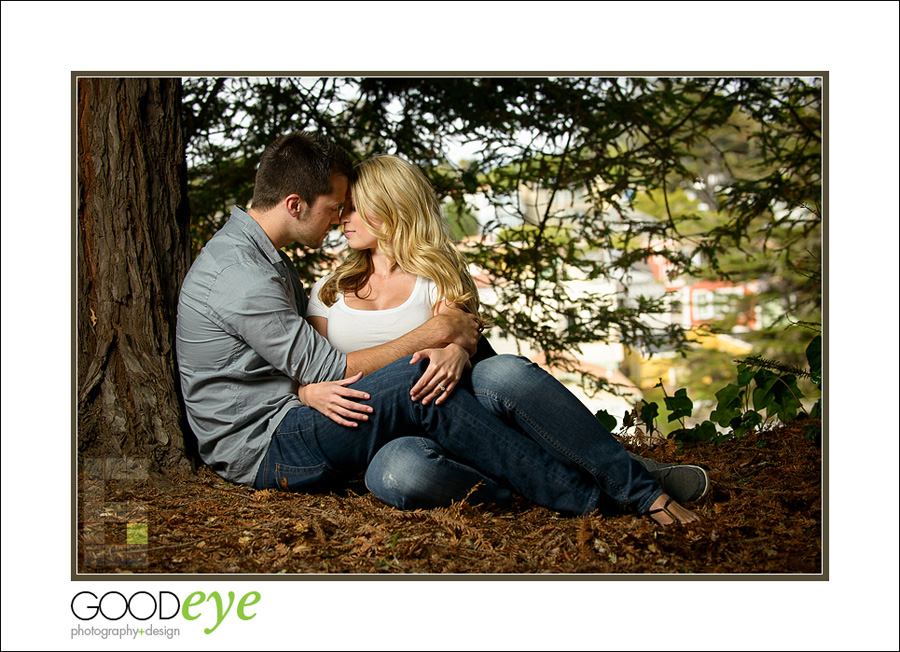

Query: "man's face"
(294, 174), (349, 248)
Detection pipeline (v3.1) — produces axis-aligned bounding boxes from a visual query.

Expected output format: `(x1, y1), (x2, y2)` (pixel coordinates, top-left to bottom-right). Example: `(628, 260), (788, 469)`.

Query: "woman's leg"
(468, 355), (663, 514)
(365, 437), (513, 510)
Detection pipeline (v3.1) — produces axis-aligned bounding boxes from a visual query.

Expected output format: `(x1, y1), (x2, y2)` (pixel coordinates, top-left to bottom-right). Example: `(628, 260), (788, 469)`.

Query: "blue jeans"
(366, 437), (514, 510)
(364, 355), (662, 514)
(256, 356), (603, 514)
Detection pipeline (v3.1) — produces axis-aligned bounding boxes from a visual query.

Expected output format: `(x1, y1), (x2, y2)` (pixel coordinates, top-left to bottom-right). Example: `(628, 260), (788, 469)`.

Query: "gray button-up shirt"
(176, 207), (347, 484)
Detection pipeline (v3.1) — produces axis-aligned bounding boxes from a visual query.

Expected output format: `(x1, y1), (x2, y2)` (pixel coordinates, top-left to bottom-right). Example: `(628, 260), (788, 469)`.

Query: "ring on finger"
(438, 384), (447, 392)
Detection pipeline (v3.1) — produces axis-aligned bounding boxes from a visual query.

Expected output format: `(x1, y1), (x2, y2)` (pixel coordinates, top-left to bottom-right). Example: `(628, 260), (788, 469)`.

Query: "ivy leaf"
(806, 335), (822, 386)
(670, 427), (691, 443)
(664, 388), (693, 422)
(715, 383), (742, 407)
(640, 401), (659, 427)
(770, 374), (804, 422)
(810, 398), (822, 421)
(711, 404), (741, 428)
(741, 410), (763, 430)
(595, 409), (618, 433)
(736, 363), (756, 387)
(693, 421), (718, 441)
(711, 383), (743, 427)
(752, 369), (778, 412)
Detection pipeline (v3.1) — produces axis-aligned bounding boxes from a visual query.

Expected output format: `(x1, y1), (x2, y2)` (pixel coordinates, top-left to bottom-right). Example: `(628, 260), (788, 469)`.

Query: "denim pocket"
(273, 460), (330, 492)
(265, 411), (333, 492)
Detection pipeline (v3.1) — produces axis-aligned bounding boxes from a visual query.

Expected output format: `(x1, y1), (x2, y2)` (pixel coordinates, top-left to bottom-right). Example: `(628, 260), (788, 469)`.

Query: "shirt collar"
(228, 206), (284, 266)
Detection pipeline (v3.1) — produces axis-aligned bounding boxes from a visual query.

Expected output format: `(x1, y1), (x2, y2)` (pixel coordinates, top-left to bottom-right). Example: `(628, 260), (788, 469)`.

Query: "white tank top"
(306, 274), (438, 354)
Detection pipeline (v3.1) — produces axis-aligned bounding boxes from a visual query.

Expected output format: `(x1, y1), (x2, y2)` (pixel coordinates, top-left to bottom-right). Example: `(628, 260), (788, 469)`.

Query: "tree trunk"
(77, 77), (194, 475)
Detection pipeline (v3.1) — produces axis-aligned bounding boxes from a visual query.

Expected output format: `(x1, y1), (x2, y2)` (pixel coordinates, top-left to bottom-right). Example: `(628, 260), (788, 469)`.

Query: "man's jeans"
(365, 355), (663, 514)
(256, 355), (661, 515)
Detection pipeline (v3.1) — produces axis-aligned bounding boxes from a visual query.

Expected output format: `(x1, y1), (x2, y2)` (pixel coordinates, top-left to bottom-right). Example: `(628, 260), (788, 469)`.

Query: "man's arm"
(205, 265), (346, 386)
(344, 306), (479, 378)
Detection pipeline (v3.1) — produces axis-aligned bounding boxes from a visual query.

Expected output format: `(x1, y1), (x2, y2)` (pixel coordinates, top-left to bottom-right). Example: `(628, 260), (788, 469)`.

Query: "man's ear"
(285, 194), (307, 218)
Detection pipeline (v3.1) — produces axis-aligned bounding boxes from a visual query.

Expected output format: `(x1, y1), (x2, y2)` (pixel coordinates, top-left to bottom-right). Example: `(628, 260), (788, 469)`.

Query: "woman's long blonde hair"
(318, 155), (483, 322)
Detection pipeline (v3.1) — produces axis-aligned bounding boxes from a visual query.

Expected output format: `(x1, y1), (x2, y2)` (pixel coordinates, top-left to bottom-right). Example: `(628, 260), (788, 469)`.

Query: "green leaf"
(810, 398), (822, 420)
(752, 369), (779, 412)
(639, 401), (659, 428)
(715, 383), (742, 407)
(710, 405), (740, 428)
(664, 388), (693, 422)
(806, 335), (822, 386)
(670, 427), (692, 443)
(736, 363), (756, 387)
(770, 374), (804, 422)
(741, 410), (763, 429)
(693, 421), (718, 441)
(754, 368), (779, 392)
(710, 383), (743, 427)
(595, 409), (618, 433)
(751, 388), (774, 413)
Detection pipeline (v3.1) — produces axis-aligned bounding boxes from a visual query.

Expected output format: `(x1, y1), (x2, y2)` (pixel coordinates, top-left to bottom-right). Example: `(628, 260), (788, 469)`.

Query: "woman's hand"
(409, 344), (470, 406)
(297, 372), (373, 427)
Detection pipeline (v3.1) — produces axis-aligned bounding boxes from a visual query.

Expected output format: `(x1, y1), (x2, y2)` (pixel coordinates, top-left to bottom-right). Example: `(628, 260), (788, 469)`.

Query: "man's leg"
(365, 437), (513, 510)
(257, 356), (604, 515)
(468, 355), (666, 513)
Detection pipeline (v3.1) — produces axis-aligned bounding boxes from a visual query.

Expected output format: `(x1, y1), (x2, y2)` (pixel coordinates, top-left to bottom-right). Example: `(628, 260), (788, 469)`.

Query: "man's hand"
(433, 304), (480, 355)
(409, 344), (470, 405)
(297, 373), (373, 427)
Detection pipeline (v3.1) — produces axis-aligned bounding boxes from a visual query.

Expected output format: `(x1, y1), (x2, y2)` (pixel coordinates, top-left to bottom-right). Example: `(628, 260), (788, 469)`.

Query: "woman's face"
(340, 190), (381, 252)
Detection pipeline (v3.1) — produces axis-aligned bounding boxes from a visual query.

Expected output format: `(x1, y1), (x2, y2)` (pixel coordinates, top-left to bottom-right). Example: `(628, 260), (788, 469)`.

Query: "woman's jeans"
(365, 436), (514, 509)
(365, 355), (662, 513)
(256, 355), (661, 515)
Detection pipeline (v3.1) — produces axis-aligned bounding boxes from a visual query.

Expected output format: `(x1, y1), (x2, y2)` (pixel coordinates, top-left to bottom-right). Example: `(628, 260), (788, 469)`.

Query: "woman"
(302, 155), (704, 525)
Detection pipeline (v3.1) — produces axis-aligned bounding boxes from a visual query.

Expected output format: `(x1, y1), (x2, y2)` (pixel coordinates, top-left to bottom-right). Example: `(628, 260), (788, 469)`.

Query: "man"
(176, 131), (704, 524)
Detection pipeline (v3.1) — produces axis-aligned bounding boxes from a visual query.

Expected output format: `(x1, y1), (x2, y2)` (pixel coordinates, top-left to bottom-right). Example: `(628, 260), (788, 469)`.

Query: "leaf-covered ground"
(77, 420), (822, 575)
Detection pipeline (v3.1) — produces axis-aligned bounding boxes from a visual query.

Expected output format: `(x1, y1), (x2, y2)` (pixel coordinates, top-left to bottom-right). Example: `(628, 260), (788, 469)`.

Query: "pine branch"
(738, 355), (812, 379)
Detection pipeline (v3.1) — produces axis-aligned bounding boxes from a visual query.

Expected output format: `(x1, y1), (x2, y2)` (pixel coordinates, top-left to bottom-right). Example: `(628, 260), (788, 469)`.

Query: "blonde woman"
(302, 155), (707, 525)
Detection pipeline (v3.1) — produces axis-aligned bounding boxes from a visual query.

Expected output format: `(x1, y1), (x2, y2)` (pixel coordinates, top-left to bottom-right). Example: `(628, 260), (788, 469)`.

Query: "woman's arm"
(408, 300), (476, 405)
(343, 305), (479, 378)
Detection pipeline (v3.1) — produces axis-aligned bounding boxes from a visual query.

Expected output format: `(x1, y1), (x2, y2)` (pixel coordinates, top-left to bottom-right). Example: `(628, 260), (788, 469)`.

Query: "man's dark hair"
(251, 132), (353, 211)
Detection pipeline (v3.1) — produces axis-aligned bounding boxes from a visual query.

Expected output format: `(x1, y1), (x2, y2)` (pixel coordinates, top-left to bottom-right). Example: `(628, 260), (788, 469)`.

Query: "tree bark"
(77, 77), (193, 474)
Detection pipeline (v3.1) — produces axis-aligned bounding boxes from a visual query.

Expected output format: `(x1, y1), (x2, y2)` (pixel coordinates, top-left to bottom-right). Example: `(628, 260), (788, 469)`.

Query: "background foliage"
(182, 76), (822, 391)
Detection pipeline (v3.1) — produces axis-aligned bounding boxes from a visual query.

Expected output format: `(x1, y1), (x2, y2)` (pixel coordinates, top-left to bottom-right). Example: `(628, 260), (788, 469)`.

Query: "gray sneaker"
(628, 453), (710, 503)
